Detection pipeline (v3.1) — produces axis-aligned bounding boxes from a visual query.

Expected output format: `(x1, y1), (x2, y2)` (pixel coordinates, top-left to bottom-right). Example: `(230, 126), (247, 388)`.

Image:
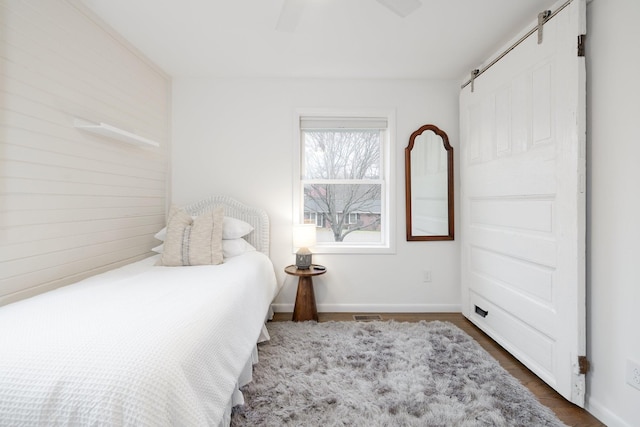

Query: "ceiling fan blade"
(375, 0), (422, 17)
(276, 0), (307, 32)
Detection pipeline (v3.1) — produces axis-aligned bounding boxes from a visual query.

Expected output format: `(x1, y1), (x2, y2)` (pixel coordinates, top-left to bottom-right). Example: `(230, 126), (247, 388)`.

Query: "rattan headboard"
(183, 196), (270, 257)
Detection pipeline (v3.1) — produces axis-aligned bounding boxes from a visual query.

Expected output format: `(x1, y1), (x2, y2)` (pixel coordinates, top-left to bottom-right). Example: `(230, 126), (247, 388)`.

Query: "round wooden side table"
(284, 264), (326, 322)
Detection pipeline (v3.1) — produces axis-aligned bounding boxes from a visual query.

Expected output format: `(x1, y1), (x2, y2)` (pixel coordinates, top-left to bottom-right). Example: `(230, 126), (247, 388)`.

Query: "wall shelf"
(73, 118), (160, 148)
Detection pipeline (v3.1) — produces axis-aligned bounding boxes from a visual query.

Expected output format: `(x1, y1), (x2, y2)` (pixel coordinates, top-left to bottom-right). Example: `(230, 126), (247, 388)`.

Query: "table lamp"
(293, 224), (316, 269)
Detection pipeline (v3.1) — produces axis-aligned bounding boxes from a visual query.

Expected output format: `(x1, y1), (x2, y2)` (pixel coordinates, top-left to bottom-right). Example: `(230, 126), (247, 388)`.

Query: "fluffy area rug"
(231, 320), (566, 427)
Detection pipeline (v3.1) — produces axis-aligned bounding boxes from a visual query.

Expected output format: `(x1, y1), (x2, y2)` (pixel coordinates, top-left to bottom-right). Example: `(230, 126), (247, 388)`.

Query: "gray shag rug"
(231, 320), (566, 427)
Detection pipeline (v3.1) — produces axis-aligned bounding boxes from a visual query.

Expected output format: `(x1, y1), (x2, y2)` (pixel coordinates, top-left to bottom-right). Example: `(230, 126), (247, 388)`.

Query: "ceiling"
(80, 0), (558, 80)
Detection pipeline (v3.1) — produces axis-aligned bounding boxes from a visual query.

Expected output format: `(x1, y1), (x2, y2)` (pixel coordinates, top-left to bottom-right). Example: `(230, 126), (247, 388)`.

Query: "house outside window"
(348, 212), (359, 225)
(303, 211), (323, 227)
(294, 110), (395, 254)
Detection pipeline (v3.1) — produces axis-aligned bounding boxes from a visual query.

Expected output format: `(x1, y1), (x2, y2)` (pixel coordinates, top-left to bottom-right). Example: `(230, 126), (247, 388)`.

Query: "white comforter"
(0, 252), (277, 426)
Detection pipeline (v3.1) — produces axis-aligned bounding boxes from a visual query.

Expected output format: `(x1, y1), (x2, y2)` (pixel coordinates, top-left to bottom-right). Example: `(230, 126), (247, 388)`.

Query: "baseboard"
(586, 395), (632, 427)
(271, 303), (462, 313)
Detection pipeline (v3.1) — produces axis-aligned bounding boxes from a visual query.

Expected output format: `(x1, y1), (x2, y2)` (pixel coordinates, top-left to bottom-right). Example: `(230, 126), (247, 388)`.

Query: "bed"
(0, 196), (277, 426)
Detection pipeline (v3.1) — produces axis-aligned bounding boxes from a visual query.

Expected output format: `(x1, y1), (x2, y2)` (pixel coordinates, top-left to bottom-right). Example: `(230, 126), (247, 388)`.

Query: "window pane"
(303, 183), (382, 243)
(303, 130), (380, 180)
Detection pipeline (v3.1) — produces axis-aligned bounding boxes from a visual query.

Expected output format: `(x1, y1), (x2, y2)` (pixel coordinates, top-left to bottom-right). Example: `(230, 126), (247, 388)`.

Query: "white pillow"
(222, 238), (256, 258)
(222, 217), (254, 240)
(154, 227), (166, 241)
(152, 244), (164, 253)
(154, 216), (253, 241)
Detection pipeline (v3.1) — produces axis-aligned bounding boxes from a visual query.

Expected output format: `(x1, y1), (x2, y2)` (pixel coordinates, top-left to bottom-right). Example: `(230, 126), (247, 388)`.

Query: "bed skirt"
(219, 311), (273, 427)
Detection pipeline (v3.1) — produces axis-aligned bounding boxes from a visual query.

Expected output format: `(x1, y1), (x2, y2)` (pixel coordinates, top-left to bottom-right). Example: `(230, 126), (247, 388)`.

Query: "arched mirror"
(405, 124), (454, 241)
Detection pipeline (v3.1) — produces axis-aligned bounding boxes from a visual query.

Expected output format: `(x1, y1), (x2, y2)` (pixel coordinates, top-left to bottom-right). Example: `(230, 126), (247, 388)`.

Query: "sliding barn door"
(460, 0), (586, 406)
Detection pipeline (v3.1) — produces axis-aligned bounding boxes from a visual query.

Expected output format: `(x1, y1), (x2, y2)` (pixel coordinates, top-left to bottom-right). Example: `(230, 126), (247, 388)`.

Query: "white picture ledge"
(73, 118), (160, 148)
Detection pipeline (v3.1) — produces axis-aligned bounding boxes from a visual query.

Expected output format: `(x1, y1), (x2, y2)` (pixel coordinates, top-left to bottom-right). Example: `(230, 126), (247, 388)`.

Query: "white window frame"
(293, 108), (396, 254)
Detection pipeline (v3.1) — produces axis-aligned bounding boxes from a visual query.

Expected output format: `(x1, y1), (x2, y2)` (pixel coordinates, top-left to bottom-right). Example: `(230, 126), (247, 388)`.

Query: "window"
(303, 211), (323, 227)
(294, 111), (395, 253)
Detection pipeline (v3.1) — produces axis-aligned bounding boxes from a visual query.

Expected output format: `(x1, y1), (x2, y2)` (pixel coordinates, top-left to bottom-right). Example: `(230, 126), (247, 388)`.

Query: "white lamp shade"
(293, 224), (317, 249)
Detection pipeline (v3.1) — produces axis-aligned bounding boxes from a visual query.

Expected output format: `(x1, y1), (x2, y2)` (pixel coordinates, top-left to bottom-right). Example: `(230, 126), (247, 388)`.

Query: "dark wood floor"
(271, 312), (605, 427)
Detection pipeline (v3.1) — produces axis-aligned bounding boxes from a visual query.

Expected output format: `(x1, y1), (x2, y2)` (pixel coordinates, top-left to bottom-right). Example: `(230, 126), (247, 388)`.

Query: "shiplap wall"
(0, 0), (170, 305)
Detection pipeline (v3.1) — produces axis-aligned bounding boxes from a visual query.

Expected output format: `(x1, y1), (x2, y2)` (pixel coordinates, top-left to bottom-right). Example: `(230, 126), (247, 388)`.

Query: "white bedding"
(0, 252), (277, 426)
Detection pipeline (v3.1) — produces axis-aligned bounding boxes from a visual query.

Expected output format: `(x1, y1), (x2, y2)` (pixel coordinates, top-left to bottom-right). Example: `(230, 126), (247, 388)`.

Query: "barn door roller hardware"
(537, 10), (552, 44)
(469, 69), (480, 93)
(461, 0), (574, 91)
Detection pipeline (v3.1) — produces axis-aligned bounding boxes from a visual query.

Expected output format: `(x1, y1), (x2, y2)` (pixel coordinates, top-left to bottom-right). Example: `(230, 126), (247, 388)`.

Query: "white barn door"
(460, 0), (586, 406)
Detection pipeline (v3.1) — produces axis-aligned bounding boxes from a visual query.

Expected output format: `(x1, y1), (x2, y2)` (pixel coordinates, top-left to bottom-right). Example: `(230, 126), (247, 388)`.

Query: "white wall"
(586, 0), (640, 426)
(172, 77), (461, 312)
(0, 0), (171, 305)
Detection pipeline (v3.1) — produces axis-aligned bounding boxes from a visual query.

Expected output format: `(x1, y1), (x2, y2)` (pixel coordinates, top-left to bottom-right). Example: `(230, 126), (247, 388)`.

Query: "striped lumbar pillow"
(160, 205), (224, 266)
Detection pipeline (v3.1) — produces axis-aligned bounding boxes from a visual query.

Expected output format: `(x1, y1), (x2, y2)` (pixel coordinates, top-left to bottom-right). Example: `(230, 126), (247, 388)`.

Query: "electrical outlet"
(626, 359), (640, 391)
(422, 270), (432, 283)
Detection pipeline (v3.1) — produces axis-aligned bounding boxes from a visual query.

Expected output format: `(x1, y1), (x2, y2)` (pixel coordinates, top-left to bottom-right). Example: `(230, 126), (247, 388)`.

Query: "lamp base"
(295, 251), (312, 269)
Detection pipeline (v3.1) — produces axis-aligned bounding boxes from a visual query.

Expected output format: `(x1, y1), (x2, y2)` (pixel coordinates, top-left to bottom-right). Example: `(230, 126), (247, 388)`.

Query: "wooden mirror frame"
(405, 124), (454, 241)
